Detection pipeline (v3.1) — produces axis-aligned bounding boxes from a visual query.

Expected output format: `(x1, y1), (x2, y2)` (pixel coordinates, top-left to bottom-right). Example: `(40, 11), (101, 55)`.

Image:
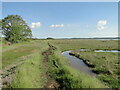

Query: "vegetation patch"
(10, 53), (47, 88)
(48, 39), (118, 51)
(2, 40), (49, 88)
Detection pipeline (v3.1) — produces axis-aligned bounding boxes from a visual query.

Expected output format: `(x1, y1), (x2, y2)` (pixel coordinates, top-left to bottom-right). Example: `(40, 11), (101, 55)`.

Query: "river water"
(62, 50), (119, 77)
(62, 51), (96, 77)
(95, 50), (120, 53)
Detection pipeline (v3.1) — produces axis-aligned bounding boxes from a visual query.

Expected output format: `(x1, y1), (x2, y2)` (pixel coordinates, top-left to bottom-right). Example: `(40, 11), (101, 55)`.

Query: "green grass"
(47, 39), (118, 51)
(2, 39), (118, 88)
(70, 51), (119, 88)
(0, 38), (2, 70)
(2, 40), (46, 68)
(11, 52), (47, 88)
(10, 41), (49, 88)
(2, 40), (49, 88)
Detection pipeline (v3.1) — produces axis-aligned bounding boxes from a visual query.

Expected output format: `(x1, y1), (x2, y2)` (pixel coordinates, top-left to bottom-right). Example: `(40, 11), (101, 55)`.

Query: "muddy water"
(62, 51), (96, 77)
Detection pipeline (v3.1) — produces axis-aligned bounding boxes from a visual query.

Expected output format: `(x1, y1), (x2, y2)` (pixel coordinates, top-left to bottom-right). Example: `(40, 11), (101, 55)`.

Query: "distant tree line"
(46, 37), (54, 40)
(1, 15), (32, 43)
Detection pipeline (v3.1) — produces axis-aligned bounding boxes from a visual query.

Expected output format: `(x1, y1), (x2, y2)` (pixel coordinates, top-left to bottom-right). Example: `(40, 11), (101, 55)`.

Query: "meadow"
(1, 39), (119, 88)
(48, 39), (118, 51)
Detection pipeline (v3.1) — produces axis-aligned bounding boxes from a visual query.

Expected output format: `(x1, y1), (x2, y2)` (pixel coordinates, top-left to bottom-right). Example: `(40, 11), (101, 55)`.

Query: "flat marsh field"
(1, 39), (119, 88)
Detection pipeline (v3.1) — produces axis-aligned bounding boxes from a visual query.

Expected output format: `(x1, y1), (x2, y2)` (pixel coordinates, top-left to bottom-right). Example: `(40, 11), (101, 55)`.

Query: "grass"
(2, 39), (119, 88)
(0, 38), (2, 70)
(2, 40), (45, 68)
(2, 40), (49, 88)
(70, 51), (119, 88)
(47, 39), (118, 88)
(9, 41), (49, 88)
(10, 52), (47, 88)
(47, 39), (118, 51)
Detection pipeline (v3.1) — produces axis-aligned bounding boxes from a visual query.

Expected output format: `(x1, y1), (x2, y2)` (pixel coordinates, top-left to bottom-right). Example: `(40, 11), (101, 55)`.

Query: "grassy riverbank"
(48, 39), (119, 88)
(1, 39), (118, 88)
(69, 51), (119, 88)
(48, 47), (106, 88)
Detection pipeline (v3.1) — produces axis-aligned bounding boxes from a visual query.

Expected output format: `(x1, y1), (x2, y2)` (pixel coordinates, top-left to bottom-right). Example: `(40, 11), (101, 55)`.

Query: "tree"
(2, 15), (32, 43)
(0, 20), (1, 29)
(0, 20), (2, 41)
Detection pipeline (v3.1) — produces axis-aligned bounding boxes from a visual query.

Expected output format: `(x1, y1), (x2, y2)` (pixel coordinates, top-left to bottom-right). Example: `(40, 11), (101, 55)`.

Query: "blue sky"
(2, 2), (118, 38)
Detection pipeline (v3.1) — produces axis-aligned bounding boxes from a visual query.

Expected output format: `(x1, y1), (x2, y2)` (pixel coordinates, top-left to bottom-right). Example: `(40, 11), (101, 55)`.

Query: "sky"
(2, 2), (118, 38)
(1, 0), (119, 2)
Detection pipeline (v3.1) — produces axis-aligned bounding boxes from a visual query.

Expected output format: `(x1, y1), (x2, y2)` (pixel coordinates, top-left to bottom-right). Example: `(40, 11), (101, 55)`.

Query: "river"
(62, 51), (96, 77)
(62, 50), (119, 77)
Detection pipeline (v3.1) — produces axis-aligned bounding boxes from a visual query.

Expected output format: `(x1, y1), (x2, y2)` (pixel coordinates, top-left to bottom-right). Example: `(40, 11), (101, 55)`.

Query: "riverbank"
(46, 44), (107, 88)
(62, 51), (96, 77)
(69, 51), (119, 88)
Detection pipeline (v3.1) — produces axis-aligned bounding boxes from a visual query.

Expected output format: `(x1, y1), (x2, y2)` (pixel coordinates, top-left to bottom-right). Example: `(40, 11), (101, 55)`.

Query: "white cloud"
(50, 24), (64, 28)
(30, 22), (42, 29)
(97, 20), (107, 30)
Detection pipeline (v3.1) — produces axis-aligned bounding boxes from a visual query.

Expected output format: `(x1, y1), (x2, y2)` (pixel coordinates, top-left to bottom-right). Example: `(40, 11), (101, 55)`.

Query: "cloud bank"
(30, 22), (42, 29)
(50, 24), (64, 28)
(97, 20), (107, 30)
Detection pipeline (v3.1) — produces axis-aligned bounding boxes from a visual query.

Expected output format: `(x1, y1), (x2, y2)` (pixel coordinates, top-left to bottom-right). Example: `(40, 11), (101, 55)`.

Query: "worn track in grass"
(42, 43), (59, 88)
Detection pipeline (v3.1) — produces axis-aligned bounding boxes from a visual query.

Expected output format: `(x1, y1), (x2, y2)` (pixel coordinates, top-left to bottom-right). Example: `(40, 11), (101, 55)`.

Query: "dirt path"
(0, 74), (2, 89)
(42, 43), (59, 88)
(2, 43), (58, 88)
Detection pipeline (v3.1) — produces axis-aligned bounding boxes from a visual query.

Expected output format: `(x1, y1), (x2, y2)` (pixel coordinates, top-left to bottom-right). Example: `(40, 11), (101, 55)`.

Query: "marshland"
(1, 39), (119, 88)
